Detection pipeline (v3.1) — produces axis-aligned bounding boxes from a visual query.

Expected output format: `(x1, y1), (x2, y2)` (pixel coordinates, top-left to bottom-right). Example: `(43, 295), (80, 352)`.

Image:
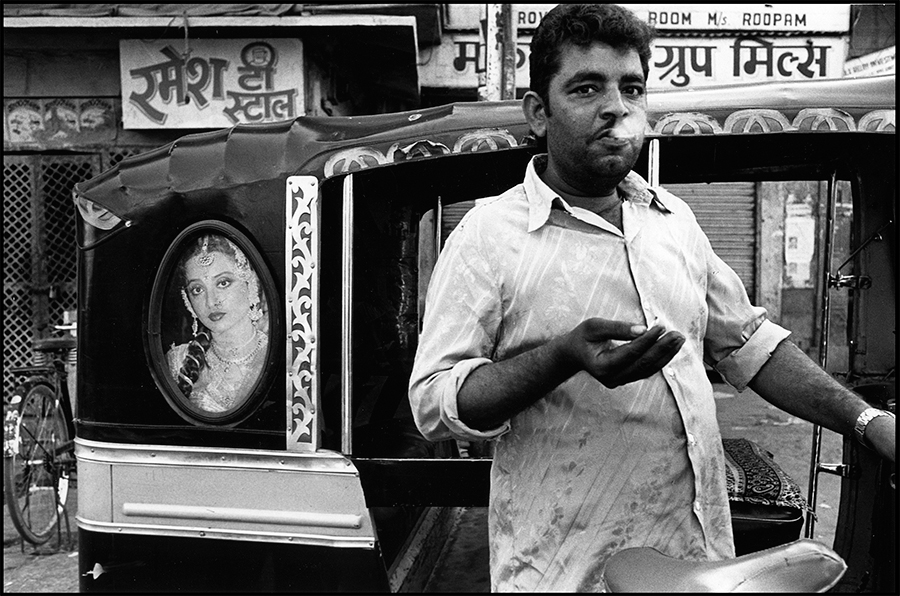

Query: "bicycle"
(3, 321), (77, 546)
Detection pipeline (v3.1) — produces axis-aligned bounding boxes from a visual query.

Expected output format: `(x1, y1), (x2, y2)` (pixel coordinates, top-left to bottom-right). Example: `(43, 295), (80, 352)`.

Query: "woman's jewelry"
(212, 329), (261, 359)
(196, 236), (215, 267)
(181, 288), (200, 335)
(209, 330), (264, 375)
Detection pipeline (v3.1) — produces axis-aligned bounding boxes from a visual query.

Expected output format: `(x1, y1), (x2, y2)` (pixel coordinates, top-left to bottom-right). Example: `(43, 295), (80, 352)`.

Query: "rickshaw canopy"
(74, 74), (895, 229)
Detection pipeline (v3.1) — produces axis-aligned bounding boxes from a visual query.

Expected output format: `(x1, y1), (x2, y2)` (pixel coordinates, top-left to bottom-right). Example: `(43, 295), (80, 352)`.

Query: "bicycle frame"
(10, 348), (76, 450)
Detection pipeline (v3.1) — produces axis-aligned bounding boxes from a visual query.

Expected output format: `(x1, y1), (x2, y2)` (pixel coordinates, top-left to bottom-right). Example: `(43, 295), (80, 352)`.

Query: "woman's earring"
(247, 279), (262, 323)
(181, 289), (200, 336)
(249, 299), (262, 323)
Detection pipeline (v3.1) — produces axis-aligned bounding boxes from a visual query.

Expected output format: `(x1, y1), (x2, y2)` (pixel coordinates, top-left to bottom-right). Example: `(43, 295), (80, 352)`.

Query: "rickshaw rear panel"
(72, 76), (895, 592)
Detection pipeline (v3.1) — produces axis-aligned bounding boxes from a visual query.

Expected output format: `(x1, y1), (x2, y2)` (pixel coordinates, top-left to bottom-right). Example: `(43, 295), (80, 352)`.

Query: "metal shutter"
(663, 182), (757, 301)
(440, 199), (477, 249)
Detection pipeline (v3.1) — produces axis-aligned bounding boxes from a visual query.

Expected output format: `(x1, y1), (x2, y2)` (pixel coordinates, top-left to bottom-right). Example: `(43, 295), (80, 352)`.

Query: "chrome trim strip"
(648, 138), (660, 187)
(75, 438), (355, 474)
(122, 503), (362, 529)
(76, 517), (375, 549)
(341, 175), (354, 455)
(805, 169), (839, 539)
(75, 439), (375, 546)
(286, 176), (319, 451)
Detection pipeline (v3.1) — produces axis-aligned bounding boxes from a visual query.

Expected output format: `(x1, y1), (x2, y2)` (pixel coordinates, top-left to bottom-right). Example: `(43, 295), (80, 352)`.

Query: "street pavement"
(3, 383), (843, 592)
(3, 486), (79, 593)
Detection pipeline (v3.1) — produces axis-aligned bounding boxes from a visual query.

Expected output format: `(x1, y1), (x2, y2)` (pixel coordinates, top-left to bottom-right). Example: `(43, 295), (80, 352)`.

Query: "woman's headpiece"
(195, 236), (215, 267)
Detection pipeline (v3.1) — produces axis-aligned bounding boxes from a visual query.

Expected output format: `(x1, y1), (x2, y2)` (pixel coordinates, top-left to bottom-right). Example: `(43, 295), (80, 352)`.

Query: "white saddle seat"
(603, 538), (846, 593)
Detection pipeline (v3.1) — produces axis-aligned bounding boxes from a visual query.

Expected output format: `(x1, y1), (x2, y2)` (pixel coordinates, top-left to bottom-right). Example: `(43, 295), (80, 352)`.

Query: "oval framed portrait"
(147, 221), (276, 426)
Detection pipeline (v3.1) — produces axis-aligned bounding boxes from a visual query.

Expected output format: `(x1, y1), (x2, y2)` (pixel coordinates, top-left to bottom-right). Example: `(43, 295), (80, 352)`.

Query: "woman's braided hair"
(175, 234), (258, 397)
(176, 329), (211, 396)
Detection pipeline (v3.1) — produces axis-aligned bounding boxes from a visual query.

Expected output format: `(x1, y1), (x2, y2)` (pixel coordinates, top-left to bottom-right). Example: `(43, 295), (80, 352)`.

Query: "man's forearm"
(749, 339), (895, 461)
(749, 340), (860, 433)
(455, 319), (684, 431)
(457, 334), (576, 431)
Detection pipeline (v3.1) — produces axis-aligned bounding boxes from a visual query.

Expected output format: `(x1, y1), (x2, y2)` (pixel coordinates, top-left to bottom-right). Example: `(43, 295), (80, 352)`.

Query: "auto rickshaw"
(71, 74), (894, 592)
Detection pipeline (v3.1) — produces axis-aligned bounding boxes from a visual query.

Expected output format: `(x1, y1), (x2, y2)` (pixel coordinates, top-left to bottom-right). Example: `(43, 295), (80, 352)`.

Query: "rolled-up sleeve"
(411, 357), (510, 441)
(408, 210), (511, 442)
(703, 249), (791, 391)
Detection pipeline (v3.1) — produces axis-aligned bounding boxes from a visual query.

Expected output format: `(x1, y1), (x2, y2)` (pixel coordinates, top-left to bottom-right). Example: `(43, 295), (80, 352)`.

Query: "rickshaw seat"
(722, 438), (806, 555)
(603, 538), (847, 593)
(33, 336), (76, 352)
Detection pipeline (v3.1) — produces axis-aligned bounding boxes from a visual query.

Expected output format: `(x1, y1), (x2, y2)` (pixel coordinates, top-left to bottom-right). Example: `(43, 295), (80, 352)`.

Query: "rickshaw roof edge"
(74, 75), (895, 222)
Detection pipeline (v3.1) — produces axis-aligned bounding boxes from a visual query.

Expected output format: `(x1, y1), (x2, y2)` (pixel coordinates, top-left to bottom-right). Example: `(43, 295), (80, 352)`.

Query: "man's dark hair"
(529, 4), (655, 114)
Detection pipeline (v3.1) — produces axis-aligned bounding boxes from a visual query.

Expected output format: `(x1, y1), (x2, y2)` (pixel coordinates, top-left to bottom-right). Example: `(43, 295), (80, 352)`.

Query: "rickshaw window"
(146, 221), (275, 426)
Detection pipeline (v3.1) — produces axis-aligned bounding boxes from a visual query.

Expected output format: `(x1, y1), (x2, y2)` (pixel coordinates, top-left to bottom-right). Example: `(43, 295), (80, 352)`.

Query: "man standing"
(409, 4), (895, 592)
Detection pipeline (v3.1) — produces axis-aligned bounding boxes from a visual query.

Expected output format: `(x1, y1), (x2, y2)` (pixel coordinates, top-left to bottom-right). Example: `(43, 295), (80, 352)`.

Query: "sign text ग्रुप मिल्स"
(422, 35), (846, 89)
(120, 39), (303, 129)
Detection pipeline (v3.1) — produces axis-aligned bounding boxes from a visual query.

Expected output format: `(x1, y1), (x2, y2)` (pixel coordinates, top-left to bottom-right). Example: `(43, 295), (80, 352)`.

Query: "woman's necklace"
(210, 330), (263, 374)
(214, 328), (258, 357)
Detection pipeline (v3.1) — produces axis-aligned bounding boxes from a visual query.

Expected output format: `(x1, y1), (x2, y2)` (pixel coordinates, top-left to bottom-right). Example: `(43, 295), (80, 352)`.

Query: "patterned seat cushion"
(722, 437), (809, 512)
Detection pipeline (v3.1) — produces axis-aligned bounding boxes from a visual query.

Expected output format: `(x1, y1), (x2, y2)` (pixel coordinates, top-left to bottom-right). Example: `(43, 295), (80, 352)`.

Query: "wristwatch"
(853, 407), (895, 447)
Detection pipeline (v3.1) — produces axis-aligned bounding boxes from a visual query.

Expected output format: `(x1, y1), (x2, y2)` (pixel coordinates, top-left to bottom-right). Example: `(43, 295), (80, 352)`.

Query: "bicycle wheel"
(3, 383), (71, 545)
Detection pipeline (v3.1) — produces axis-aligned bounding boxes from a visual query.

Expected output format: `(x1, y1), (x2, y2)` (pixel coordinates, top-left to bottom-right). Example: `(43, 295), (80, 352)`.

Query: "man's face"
(536, 41), (648, 195)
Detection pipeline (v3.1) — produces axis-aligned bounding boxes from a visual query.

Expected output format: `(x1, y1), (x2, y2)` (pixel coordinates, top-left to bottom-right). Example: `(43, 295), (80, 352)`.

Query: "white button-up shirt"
(409, 155), (790, 592)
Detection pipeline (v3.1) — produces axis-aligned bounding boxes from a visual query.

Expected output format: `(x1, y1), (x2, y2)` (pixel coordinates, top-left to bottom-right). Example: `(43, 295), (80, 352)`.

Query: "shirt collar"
(523, 154), (673, 232)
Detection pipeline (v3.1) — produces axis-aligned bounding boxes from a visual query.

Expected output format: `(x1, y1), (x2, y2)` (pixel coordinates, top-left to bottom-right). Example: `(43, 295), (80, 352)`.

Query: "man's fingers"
(599, 330), (685, 386)
(611, 332), (685, 385)
(581, 318), (651, 342)
(601, 325), (667, 357)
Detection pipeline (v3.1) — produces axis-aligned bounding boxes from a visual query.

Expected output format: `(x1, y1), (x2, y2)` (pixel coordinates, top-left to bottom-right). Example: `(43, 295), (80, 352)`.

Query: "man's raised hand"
(565, 318), (686, 388)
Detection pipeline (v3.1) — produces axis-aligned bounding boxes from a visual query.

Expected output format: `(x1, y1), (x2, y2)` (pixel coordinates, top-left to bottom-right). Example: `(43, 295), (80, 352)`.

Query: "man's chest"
(497, 218), (709, 339)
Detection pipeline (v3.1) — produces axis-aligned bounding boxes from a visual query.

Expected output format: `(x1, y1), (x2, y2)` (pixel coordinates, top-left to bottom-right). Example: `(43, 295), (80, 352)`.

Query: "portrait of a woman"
(166, 234), (269, 413)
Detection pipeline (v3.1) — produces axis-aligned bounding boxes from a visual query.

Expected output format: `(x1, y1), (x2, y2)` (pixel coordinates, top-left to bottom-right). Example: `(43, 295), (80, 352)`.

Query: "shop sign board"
(120, 39), (304, 129)
(444, 4), (851, 33)
(419, 35), (848, 90)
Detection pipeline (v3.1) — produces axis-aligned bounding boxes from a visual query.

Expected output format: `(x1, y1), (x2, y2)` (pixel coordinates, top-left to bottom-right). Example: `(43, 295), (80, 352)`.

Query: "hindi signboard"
(419, 35), (847, 91)
(120, 39), (304, 129)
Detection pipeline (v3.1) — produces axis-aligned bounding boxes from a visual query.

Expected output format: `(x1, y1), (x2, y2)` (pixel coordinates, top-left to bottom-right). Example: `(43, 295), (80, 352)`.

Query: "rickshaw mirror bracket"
(817, 462), (852, 478)
(828, 274), (872, 290)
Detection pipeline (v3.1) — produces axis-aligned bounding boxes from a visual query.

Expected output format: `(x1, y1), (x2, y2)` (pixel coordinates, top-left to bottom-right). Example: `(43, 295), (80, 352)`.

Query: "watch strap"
(854, 407), (895, 447)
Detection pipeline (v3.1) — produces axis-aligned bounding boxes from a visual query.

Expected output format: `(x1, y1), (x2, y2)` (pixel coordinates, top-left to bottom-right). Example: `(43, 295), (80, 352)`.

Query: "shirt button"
(687, 433), (696, 446)
(667, 368), (676, 378)
(694, 501), (702, 513)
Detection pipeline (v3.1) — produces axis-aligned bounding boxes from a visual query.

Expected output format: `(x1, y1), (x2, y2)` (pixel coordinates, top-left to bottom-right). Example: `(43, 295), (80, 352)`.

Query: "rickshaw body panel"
(73, 75), (894, 592)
